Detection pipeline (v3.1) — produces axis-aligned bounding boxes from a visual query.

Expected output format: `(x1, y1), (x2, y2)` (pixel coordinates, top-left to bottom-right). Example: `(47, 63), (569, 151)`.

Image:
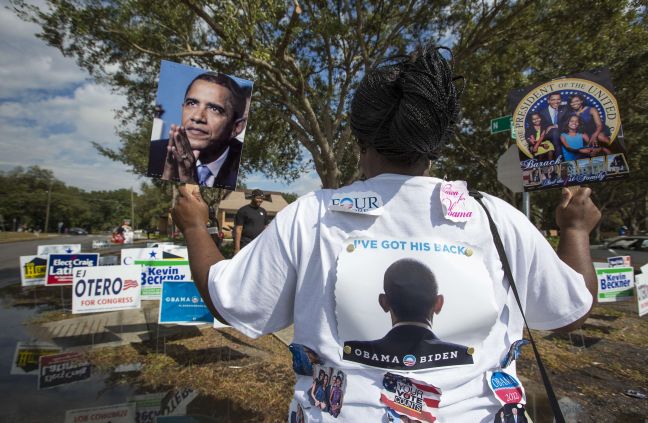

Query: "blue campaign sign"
(159, 282), (212, 325)
(46, 253), (99, 286)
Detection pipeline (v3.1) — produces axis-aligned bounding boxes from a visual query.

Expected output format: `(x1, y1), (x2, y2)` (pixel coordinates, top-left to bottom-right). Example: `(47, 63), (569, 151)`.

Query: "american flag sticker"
(381, 372), (441, 423)
(123, 279), (139, 290)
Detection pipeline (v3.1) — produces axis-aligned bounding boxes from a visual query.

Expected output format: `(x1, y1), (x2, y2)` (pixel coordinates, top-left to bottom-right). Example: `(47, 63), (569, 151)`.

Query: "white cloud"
(0, 0), (318, 195)
(0, 81), (140, 190)
(0, 0), (141, 192)
(0, 4), (88, 97)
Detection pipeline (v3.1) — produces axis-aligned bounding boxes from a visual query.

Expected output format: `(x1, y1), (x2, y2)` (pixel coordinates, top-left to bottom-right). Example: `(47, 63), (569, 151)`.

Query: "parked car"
(590, 235), (648, 271)
(68, 227), (88, 235)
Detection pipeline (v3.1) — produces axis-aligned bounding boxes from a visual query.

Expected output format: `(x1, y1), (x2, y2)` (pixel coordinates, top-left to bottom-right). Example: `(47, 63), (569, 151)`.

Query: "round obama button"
(465, 248), (473, 257)
(346, 244), (355, 253)
(343, 345), (352, 354)
(467, 347), (475, 355)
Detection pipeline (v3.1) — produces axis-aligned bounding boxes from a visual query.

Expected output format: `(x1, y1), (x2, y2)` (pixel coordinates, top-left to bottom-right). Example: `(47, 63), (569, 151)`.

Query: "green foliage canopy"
(10, 0), (648, 235)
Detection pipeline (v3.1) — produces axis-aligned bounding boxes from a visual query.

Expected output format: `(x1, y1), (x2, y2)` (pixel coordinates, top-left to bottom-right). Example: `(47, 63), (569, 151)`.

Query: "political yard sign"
(127, 392), (166, 423)
(121, 248), (190, 300)
(635, 273), (648, 317)
(72, 265), (141, 314)
(64, 403), (136, 423)
(46, 253), (99, 286)
(509, 69), (629, 192)
(11, 342), (61, 375)
(596, 267), (634, 302)
(20, 255), (47, 286)
(37, 244), (81, 255)
(159, 281), (212, 325)
(38, 351), (91, 390)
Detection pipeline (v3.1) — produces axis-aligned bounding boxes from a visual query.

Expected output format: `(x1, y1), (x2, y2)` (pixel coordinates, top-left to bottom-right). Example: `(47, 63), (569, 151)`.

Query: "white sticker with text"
(329, 191), (384, 215)
(440, 181), (474, 222)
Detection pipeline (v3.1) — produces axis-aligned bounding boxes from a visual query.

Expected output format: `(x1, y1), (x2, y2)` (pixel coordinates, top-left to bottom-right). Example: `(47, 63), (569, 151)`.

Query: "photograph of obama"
(147, 65), (252, 190)
(343, 258), (474, 371)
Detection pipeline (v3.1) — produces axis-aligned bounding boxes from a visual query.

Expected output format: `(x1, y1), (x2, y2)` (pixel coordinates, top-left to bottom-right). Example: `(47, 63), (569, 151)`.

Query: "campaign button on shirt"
(488, 370), (525, 405)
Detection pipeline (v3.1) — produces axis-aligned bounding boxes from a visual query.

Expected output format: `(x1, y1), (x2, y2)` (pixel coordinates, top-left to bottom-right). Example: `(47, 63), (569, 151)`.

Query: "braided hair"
(350, 45), (461, 165)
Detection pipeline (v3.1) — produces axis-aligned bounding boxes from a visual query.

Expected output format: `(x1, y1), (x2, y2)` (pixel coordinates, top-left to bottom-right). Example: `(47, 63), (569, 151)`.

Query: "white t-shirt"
(207, 174), (591, 422)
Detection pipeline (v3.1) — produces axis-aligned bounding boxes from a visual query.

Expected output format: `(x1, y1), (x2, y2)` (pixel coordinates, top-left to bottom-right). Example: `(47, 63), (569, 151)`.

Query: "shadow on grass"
(543, 332), (602, 348)
(187, 393), (262, 422)
(163, 344), (248, 366)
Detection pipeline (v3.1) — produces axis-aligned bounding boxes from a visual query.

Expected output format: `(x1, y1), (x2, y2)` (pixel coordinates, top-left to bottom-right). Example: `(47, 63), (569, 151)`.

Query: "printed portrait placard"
(72, 265), (142, 314)
(335, 238), (497, 372)
(19, 255), (47, 286)
(46, 253), (99, 286)
(509, 69), (629, 191)
(146, 60), (254, 190)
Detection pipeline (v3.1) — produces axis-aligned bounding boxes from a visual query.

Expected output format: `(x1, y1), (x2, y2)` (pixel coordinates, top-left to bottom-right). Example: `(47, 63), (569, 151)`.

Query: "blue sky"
(0, 1), (321, 195)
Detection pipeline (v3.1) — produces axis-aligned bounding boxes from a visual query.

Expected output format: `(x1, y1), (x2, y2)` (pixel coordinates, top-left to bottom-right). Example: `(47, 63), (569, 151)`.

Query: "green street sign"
(490, 115), (512, 134)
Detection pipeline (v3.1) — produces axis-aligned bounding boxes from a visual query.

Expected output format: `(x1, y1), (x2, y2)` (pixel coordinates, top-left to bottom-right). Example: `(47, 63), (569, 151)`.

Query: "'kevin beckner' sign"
(596, 267), (634, 302)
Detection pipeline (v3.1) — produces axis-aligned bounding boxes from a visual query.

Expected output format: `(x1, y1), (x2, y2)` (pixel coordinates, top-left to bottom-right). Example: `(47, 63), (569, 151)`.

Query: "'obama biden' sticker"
(335, 237), (497, 372)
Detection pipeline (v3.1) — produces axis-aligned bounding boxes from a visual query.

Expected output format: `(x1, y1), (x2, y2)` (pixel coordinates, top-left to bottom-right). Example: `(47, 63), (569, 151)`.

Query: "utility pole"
(131, 188), (135, 230)
(44, 180), (53, 233)
(522, 192), (531, 220)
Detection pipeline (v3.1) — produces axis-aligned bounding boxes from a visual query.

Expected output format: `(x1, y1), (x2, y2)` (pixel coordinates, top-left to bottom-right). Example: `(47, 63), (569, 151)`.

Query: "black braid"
(350, 45), (461, 165)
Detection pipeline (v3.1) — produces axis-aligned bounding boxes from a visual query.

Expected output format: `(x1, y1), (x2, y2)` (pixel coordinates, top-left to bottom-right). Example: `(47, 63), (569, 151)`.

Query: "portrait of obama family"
(522, 90), (616, 163)
(147, 61), (252, 189)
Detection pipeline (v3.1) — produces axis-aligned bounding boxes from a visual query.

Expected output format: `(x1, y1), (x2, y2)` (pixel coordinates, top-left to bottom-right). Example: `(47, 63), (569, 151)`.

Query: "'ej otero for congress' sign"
(72, 265), (142, 314)
(596, 267), (634, 302)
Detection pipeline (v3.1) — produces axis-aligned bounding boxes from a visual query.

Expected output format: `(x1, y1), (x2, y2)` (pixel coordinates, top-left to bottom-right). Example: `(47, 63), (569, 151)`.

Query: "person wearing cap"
(233, 189), (270, 253)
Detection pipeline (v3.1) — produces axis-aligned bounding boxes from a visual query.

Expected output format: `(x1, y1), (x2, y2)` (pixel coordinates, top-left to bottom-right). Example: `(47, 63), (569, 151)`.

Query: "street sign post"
(490, 115), (512, 134)
(497, 145), (524, 193)
(497, 145), (531, 219)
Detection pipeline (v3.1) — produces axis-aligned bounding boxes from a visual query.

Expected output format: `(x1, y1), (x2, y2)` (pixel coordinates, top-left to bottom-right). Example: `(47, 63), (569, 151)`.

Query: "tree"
(13, 0), (542, 189)
(437, 1), (648, 237)
(0, 166), (175, 233)
(12, 1), (648, 234)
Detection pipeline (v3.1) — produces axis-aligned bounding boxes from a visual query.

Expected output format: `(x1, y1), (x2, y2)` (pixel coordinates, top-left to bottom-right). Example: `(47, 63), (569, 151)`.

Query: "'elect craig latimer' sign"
(46, 254), (99, 286)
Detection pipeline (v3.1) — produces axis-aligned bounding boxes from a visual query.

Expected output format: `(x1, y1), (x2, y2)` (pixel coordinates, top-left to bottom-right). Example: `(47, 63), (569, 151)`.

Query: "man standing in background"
(234, 189), (269, 253)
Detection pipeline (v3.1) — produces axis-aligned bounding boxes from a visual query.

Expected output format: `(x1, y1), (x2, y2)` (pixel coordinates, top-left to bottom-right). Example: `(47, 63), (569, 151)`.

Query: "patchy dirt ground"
(518, 301), (648, 422)
(89, 327), (295, 422)
(5, 283), (647, 421)
(85, 301), (647, 422)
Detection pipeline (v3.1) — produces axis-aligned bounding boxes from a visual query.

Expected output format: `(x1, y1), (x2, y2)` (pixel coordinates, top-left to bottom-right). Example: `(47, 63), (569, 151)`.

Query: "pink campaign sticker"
(440, 181), (474, 222)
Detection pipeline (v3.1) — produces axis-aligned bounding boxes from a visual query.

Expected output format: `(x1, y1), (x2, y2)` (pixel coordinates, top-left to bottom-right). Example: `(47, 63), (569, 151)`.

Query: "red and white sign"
(64, 403), (136, 423)
(72, 265), (141, 313)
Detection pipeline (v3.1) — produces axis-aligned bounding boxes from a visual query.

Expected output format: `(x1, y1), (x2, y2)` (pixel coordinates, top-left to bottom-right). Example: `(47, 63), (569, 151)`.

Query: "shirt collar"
(393, 321), (433, 330)
(197, 146), (230, 180)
